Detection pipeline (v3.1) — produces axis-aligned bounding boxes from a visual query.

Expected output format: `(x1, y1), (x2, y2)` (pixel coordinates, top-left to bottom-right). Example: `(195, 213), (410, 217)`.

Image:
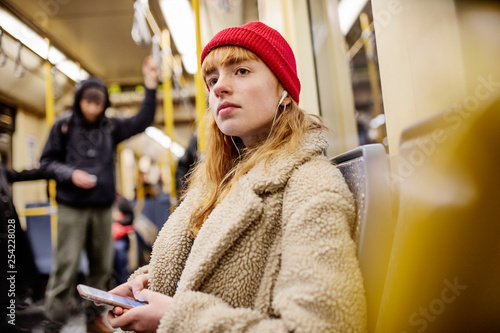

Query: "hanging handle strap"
(151, 34), (164, 82)
(14, 42), (25, 78)
(0, 28), (8, 67)
(131, 0), (151, 47)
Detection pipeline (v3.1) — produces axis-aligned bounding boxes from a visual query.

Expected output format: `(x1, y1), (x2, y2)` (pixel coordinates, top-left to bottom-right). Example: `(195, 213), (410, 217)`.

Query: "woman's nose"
(213, 75), (231, 96)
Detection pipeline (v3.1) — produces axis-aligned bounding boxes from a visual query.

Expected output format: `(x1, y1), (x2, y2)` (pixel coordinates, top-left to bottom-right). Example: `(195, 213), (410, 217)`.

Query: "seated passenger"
(112, 197), (136, 286)
(106, 21), (367, 332)
(0, 164), (45, 331)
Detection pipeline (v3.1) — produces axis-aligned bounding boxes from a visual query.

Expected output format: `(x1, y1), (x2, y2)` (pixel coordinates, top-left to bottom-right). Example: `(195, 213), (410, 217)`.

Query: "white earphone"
(278, 90), (288, 105)
(267, 90), (289, 140)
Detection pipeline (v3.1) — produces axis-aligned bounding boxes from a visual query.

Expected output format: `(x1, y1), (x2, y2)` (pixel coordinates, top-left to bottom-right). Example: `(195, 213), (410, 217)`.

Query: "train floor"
(11, 298), (114, 333)
(8, 274), (114, 333)
(13, 299), (87, 332)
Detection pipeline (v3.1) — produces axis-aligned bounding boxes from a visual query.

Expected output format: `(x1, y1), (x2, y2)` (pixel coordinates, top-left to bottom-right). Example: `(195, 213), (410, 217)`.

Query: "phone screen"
(77, 284), (146, 308)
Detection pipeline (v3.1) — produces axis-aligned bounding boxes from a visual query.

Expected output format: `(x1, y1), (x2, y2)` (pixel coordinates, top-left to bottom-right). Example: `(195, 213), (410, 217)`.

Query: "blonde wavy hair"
(184, 46), (325, 237)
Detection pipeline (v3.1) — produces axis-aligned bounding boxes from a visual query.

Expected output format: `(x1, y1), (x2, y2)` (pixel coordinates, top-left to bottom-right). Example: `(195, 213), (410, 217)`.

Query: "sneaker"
(86, 316), (114, 333)
(42, 319), (62, 333)
(16, 296), (34, 310)
(44, 329), (60, 333)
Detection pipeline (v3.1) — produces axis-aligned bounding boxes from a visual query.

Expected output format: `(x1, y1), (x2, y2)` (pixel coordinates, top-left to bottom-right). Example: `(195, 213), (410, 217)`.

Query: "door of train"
(0, 102), (15, 166)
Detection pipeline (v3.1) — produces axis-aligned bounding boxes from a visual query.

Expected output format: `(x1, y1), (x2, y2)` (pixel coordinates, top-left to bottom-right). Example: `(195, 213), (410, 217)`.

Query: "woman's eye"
(236, 68), (249, 75)
(207, 77), (218, 87)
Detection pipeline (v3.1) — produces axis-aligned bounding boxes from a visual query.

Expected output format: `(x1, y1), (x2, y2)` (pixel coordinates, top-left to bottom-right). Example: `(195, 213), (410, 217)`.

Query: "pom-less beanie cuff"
(201, 21), (301, 103)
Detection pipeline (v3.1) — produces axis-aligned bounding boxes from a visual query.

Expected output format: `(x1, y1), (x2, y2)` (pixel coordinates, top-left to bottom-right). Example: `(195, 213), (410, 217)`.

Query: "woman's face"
(205, 58), (284, 147)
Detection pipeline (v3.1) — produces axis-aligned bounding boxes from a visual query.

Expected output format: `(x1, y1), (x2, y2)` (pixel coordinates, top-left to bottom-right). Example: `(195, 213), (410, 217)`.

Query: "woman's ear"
(281, 97), (292, 107)
(279, 90), (291, 106)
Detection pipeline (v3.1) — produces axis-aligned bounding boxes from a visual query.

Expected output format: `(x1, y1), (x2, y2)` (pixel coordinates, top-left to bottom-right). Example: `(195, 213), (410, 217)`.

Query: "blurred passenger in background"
(106, 22), (366, 332)
(174, 132), (198, 200)
(111, 197), (136, 286)
(0, 162), (45, 331)
(40, 56), (158, 333)
(111, 196), (153, 287)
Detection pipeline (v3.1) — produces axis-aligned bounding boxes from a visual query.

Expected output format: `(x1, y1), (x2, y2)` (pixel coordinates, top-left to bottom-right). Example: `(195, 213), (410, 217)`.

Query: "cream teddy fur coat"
(129, 129), (367, 333)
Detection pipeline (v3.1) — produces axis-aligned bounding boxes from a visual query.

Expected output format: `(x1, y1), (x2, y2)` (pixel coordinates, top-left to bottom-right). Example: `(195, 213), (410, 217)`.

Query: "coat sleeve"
(39, 122), (75, 184)
(272, 160), (367, 332)
(5, 168), (45, 182)
(113, 88), (157, 143)
(128, 265), (149, 281)
(155, 160), (367, 333)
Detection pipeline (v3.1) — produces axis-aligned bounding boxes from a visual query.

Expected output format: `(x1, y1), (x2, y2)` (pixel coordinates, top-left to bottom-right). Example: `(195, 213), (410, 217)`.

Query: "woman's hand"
(108, 274), (150, 305)
(94, 273), (150, 309)
(107, 289), (174, 333)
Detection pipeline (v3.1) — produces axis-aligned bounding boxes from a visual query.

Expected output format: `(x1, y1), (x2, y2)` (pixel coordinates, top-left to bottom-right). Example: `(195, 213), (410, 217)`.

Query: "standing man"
(40, 56), (158, 333)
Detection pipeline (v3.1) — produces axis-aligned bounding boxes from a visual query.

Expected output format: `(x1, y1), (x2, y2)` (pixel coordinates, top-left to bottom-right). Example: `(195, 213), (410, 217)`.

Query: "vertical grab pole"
(192, 0), (206, 153)
(160, 29), (177, 207)
(44, 54), (58, 247)
(360, 13), (383, 141)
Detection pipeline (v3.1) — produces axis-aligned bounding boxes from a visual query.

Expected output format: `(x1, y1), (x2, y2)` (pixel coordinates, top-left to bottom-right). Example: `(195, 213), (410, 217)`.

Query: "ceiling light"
(145, 126), (185, 157)
(338, 0), (369, 35)
(48, 45), (66, 64)
(0, 7), (90, 82)
(0, 7), (49, 59)
(79, 68), (90, 81)
(56, 60), (89, 82)
(181, 53), (198, 76)
(159, 0), (198, 74)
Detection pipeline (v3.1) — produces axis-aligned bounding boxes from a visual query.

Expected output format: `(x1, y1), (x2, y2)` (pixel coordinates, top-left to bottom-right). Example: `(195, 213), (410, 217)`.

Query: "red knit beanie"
(201, 21), (301, 103)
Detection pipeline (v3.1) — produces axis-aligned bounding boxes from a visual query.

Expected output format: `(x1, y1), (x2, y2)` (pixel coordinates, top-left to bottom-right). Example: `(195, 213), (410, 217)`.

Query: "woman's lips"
(218, 102), (239, 116)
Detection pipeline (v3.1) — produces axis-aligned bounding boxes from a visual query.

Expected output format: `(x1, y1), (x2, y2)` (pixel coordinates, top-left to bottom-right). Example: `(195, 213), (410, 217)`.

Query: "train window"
(308, 0), (387, 149)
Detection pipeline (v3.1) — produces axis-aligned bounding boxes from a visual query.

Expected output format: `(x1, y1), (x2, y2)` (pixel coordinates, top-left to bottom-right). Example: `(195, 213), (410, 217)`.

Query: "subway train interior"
(1, 0), (499, 332)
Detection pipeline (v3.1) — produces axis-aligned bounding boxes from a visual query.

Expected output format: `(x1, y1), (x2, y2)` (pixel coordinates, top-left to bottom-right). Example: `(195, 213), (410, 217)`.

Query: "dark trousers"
(44, 204), (112, 325)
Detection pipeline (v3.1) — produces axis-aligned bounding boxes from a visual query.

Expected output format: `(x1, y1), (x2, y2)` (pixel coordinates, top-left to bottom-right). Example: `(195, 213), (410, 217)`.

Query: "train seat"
(376, 100), (500, 333)
(25, 203), (88, 276)
(330, 143), (396, 333)
(132, 192), (171, 233)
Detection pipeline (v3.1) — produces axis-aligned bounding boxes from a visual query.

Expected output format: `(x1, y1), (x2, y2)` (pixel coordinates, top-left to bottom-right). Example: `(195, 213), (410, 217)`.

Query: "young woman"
(106, 21), (367, 333)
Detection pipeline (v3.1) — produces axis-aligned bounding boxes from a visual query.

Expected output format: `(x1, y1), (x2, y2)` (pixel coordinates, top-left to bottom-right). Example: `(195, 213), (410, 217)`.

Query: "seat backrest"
(330, 143), (396, 333)
(376, 102), (500, 333)
(132, 193), (171, 233)
(25, 202), (88, 276)
(126, 230), (139, 271)
(25, 207), (53, 275)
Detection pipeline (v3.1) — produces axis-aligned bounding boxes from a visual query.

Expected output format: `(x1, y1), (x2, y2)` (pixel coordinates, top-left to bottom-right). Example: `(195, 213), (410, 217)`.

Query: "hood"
(72, 77), (111, 117)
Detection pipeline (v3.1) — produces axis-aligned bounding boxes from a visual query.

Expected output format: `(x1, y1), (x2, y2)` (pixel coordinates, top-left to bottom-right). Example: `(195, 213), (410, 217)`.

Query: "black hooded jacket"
(40, 78), (156, 207)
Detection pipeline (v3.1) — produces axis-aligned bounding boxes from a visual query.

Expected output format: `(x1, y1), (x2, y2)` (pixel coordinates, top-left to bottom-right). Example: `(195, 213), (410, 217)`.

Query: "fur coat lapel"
(177, 177), (264, 292)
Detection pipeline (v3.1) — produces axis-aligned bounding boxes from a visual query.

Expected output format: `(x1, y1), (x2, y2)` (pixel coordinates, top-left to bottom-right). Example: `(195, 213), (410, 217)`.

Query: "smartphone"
(77, 284), (146, 309)
(88, 174), (97, 183)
